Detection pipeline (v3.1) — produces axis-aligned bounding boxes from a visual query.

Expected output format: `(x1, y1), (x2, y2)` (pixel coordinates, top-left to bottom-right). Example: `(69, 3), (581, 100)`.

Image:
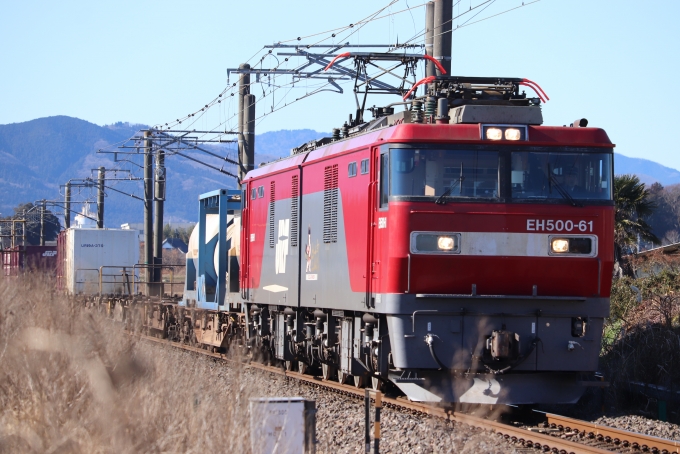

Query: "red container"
(1, 245), (58, 276)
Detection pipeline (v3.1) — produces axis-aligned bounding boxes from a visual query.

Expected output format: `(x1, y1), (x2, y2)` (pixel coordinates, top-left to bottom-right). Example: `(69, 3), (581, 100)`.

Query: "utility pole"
(97, 167), (105, 228)
(433, 0), (453, 76)
(39, 200), (46, 246)
(243, 93), (256, 178)
(238, 63), (255, 186)
(425, 2), (435, 78)
(64, 181), (71, 229)
(153, 144), (165, 292)
(143, 131), (154, 293)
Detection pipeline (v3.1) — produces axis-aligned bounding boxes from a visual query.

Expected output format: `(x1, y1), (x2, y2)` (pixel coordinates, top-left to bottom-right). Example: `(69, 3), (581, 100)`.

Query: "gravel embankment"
(593, 414), (680, 441)
(212, 361), (521, 453)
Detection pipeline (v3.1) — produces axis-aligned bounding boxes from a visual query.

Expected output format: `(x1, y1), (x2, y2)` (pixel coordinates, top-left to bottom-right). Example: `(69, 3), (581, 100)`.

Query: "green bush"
(602, 267), (680, 416)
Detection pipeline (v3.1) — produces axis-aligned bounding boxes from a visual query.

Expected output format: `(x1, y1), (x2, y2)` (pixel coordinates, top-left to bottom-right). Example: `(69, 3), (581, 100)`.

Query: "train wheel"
(371, 377), (384, 392)
(321, 364), (335, 381)
(284, 360), (295, 371)
(261, 350), (272, 366)
(298, 361), (308, 375)
(337, 371), (350, 385)
(353, 374), (365, 388)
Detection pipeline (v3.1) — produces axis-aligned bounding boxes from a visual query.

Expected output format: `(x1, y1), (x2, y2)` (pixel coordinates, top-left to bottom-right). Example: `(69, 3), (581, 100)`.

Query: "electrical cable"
(116, 0), (545, 181)
(151, 0), (430, 133)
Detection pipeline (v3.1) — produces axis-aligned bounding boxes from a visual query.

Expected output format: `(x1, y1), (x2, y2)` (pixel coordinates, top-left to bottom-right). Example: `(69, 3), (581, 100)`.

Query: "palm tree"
(614, 174), (659, 259)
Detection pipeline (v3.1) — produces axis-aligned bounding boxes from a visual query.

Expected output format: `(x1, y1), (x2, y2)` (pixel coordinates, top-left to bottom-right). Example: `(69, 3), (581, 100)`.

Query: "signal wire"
(396, 0), (541, 49)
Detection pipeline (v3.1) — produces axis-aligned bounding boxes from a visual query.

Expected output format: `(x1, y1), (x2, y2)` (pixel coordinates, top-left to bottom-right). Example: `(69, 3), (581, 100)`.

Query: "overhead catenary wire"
(157, 1), (431, 135)
(103, 0), (546, 185)
(394, 0), (541, 49)
(151, 0), (432, 134)
(155, 0), (542, 137)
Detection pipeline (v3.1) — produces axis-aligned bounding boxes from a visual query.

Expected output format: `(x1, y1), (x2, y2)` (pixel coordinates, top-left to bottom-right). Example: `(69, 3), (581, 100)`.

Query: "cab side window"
(379, 153), (389, 208)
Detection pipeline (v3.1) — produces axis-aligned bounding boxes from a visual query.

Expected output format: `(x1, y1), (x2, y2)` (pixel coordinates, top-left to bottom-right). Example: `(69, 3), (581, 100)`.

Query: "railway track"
(137, 333), (679, 454)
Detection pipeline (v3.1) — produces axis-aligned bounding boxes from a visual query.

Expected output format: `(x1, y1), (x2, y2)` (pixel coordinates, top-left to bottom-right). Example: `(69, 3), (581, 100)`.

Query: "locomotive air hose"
(424, 334), (449, 371)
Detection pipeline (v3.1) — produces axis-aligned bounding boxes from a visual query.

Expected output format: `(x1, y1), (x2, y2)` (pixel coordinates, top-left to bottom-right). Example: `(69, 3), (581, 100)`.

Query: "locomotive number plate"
(527, 219), (594, 233)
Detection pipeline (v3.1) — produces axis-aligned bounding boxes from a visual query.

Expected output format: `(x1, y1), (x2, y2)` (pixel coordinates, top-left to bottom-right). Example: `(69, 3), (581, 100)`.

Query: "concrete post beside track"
(143, 131), (154, 295)
(39, 200), (45, 246)
(238, 63), (251, 187)
(97, 167), (105, 229)
(153, 144), (165, 293)
(425, 1), (435, 83)
(433, 0), (453, 76)
(64, 181), (71, 229)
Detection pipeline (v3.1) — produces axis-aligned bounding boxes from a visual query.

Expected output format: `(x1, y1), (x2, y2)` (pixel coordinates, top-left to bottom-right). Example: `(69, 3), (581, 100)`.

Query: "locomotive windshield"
(389, 148), (500, 199)
(510, 151), (612, 201)
(385, 146), (613, 202)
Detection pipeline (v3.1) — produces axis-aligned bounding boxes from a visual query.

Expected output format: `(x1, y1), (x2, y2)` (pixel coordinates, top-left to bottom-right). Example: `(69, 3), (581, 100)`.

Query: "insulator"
(424, 97), (437, 123)
(411, 100), (423, 124)
(332, 128), (340, 141)
(436, 98), (450, 124)
(341, 122), (349, 138)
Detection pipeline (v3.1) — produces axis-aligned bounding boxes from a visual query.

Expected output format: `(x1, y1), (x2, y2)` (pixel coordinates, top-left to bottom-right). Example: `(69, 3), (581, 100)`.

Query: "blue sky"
(2, 1), (679, 169)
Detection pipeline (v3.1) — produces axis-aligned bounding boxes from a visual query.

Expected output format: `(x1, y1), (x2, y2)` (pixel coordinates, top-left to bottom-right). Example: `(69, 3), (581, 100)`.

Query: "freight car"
(1, 245), (58, 277)
(57, 227), (139, 295)
(147, 74), (614, 405)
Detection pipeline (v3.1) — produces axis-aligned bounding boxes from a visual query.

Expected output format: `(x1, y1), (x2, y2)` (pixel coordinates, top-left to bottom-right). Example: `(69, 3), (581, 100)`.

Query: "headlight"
(482, 125), (528, 141)
(437, 236), (455, 250)
(551, 238), (570, 253)
(550, 237), (594, 255)
(485, 127), (503, 140)
(411, 232), (460, 254)
(504, 128), (521, 140)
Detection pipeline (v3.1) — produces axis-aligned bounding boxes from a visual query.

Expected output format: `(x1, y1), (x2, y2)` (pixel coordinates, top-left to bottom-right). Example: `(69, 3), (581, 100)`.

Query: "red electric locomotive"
(236, 74), (614, 404)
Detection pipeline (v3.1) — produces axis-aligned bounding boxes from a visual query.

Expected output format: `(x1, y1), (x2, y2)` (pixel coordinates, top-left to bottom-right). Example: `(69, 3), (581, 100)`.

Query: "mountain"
(2, 115), (679, 228)
(614, 153), (680, 186)
(0, 116), (326, 227)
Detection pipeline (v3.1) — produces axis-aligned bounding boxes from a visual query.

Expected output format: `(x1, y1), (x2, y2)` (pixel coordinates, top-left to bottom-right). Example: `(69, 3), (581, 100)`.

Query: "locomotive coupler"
(486, 330), (520, 361)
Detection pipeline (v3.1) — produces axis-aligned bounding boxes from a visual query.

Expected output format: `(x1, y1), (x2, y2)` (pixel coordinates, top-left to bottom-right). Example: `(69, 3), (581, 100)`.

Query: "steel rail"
(545, 413), (680, 454)
(135, 333), (620, 454)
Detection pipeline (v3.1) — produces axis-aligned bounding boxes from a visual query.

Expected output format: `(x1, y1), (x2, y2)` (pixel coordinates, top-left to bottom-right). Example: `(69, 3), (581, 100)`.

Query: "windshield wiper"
(435, 162), (465, 205)
(547, 164), (580, 207)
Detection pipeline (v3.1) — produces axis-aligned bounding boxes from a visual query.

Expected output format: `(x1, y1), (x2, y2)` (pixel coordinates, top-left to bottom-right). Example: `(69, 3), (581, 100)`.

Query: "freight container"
(58, 228), (139, 295)
(1, 245), (58, 277)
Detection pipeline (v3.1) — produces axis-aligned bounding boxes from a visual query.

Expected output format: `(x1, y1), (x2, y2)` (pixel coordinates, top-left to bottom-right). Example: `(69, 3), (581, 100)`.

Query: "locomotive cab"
(378, 132), (613, 403)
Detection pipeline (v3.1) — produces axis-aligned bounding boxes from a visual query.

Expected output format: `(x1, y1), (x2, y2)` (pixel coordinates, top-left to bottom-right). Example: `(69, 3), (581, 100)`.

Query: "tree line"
(162, 224), (195, 245)
(0, 203), (196, 248)
(615, 175), (680, 255)
(0, 202), (61, 247)
(0, 178), (667, 259)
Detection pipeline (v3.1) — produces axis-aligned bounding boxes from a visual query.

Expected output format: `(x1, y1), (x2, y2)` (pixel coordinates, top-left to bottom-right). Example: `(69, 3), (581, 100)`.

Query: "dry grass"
(0, 275), (254, 453)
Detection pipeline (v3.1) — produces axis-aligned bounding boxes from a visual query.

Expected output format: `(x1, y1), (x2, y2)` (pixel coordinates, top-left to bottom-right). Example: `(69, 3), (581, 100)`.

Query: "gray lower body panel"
(390, 370), (585, 404)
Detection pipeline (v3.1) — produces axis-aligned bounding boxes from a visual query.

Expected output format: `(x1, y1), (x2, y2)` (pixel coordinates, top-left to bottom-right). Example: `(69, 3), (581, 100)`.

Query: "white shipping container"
(62, 228), (139, 295)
